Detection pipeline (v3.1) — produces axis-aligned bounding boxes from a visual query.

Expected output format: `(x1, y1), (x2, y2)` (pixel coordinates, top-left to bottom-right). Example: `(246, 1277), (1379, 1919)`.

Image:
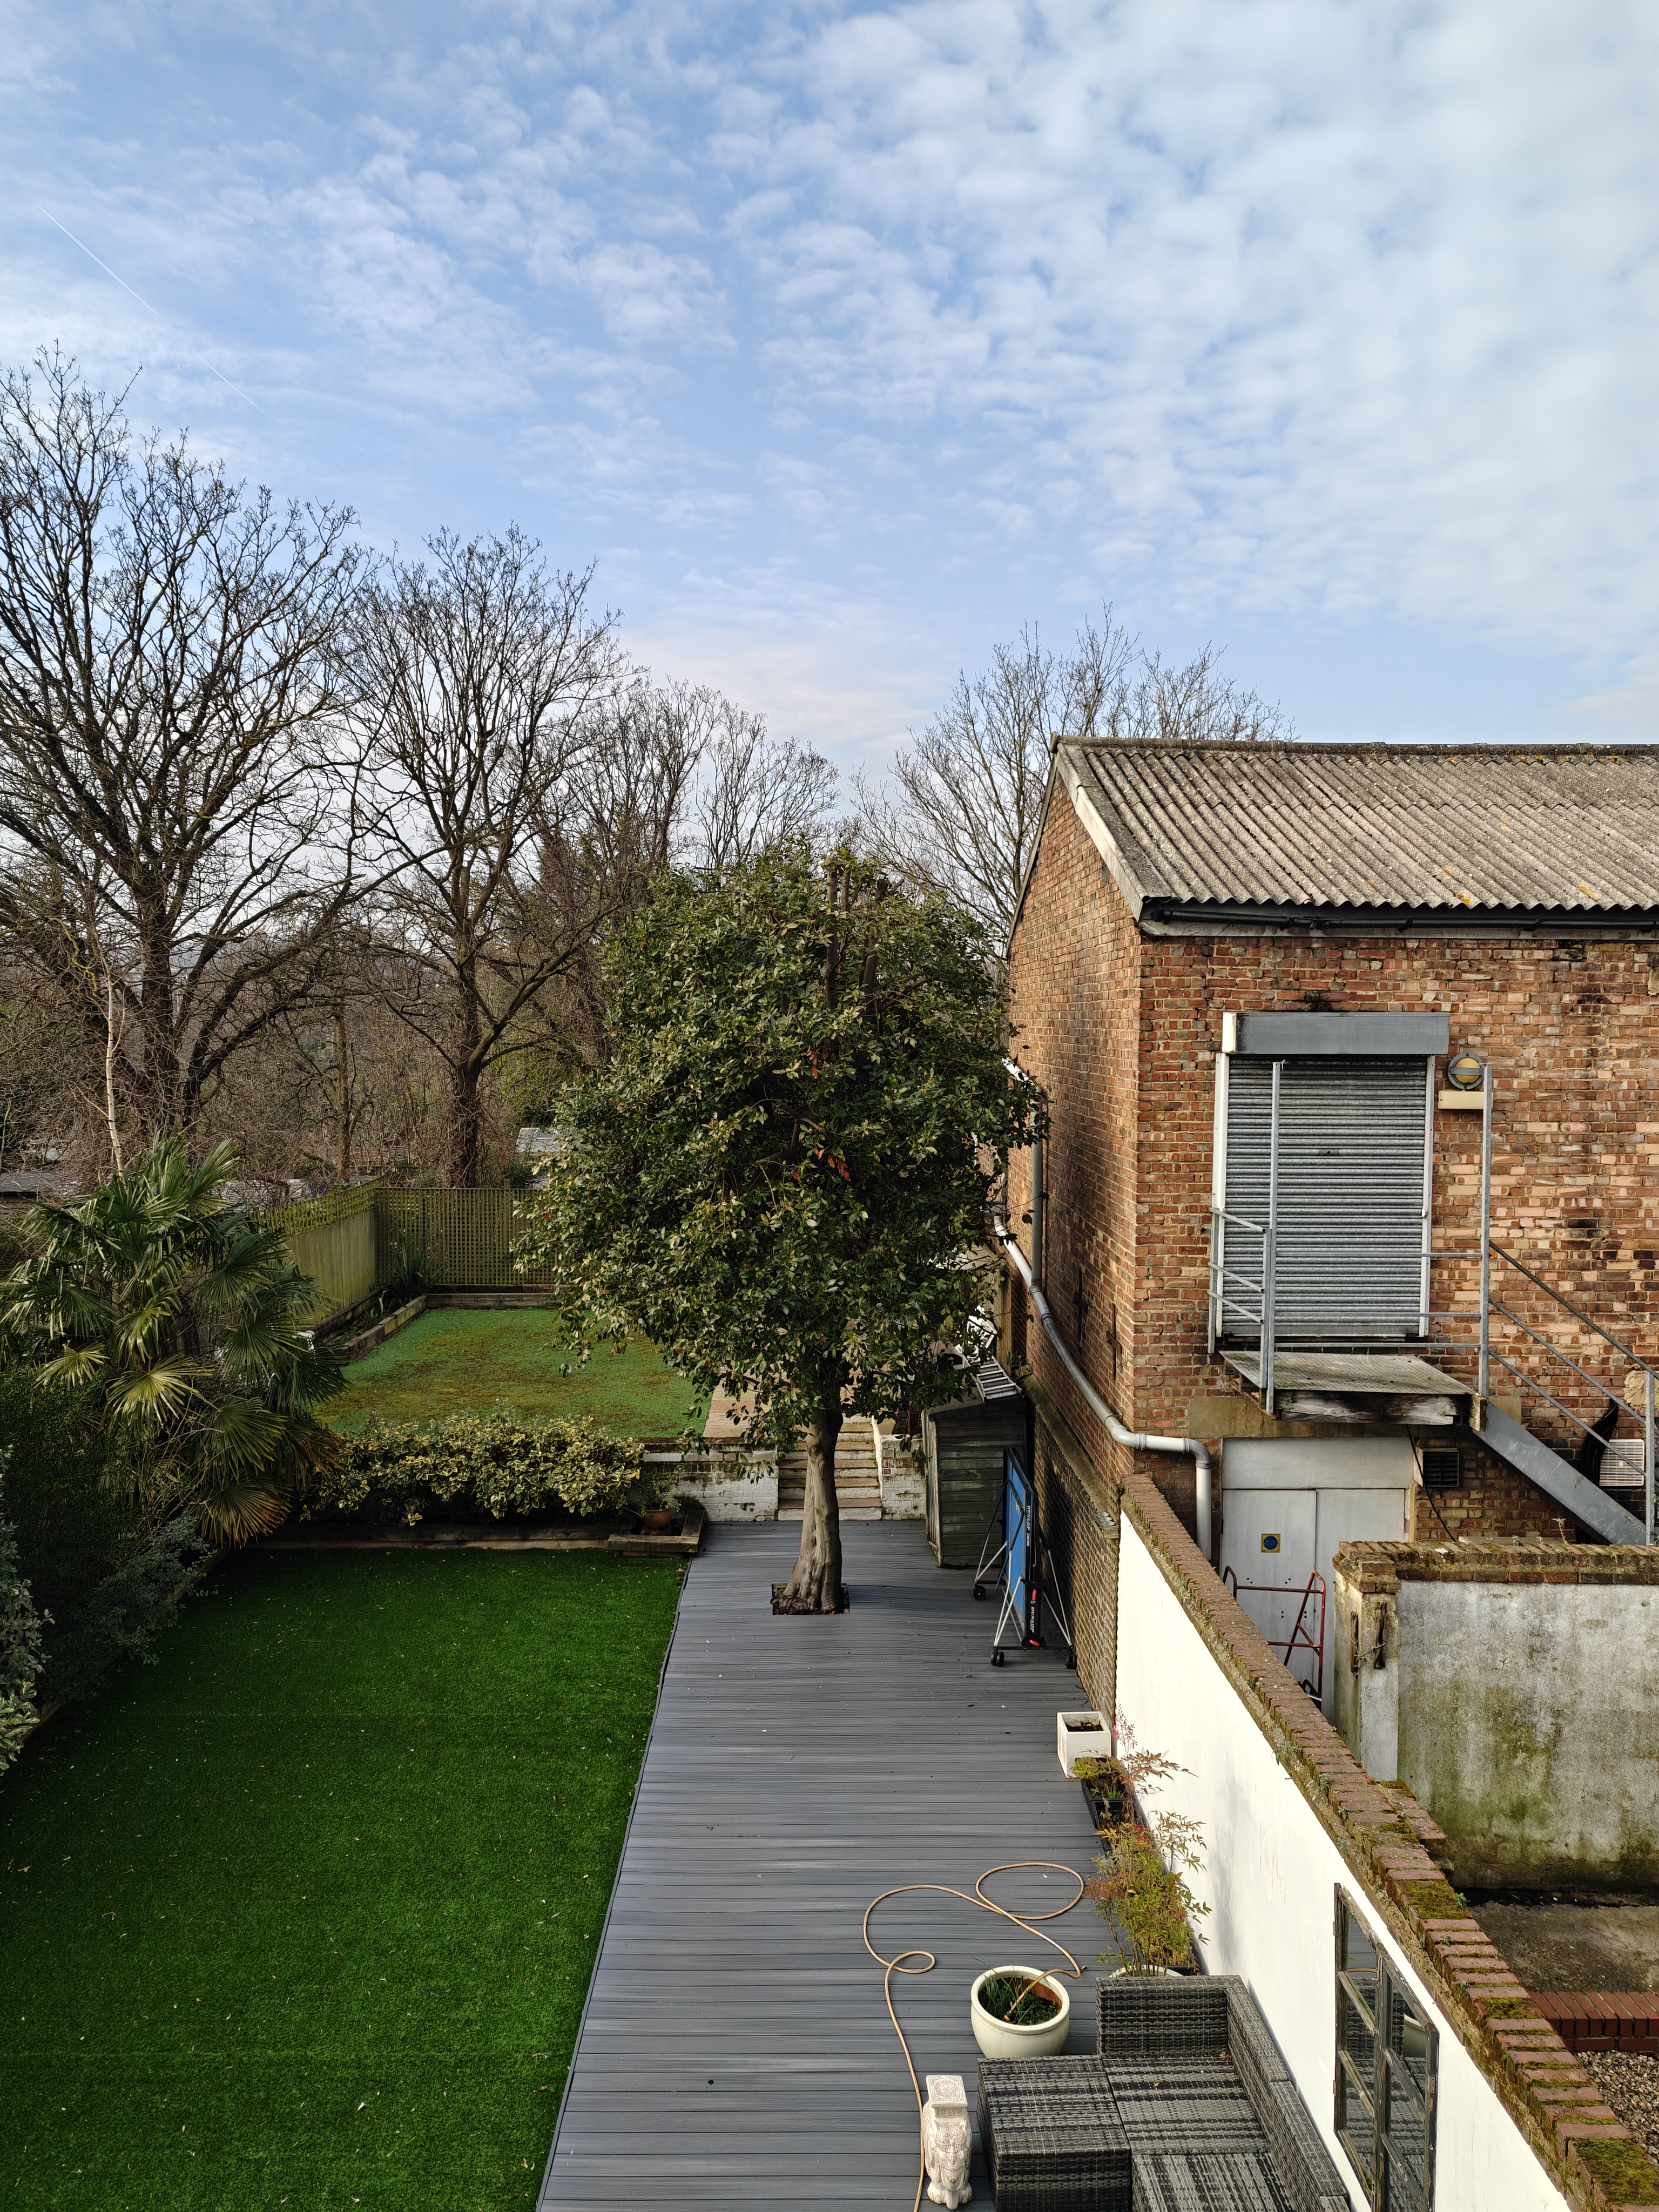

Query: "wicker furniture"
(978, 1977), (1351, 2212)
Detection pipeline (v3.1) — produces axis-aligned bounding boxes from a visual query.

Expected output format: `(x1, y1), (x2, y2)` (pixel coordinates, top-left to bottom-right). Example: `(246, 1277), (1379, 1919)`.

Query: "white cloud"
(3, 0), (1658, 709)
(1568, 655), (1659, 738)
(722, 0), (1659, 651)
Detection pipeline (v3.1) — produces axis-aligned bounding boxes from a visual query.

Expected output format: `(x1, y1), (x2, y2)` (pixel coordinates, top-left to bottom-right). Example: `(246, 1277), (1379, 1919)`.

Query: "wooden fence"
(258, 1185), (555, 1320)
(258, 1185), (380, 1319)
(375, 1189), (557, 1291)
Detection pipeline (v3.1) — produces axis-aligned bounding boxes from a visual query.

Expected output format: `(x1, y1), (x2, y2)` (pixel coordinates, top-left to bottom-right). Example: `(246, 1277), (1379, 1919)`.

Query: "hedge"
(304, 1412), (657, 1526)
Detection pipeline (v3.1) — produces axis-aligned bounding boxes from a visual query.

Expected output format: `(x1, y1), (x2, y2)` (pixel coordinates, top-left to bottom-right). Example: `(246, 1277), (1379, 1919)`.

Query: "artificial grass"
(326, 1309), (709, 1437)
(0, 1547), (683, 2209)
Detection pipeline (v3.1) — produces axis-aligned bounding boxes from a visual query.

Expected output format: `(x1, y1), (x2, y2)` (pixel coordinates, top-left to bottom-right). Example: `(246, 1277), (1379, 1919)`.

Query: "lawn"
(326, 1309), (709, 1436)
(0, 1547), (683, 2209)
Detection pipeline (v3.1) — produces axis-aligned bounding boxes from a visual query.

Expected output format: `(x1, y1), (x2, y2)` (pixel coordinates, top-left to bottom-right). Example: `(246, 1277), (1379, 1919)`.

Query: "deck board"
(539, 1521), (1118, 2210)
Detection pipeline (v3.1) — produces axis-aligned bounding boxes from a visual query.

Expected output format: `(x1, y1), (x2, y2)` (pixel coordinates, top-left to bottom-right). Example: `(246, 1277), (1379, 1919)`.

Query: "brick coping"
(1333, 1536), (1659, 1590)
(1531, 1996), (1659, 2055)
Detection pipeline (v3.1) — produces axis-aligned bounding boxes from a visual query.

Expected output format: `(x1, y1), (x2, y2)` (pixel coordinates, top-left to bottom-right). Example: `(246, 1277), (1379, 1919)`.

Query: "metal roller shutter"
(1223, 1057), (1429, 1341)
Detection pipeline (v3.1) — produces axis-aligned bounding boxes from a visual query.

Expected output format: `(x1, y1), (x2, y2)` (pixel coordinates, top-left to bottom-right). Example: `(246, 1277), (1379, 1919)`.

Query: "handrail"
(1205, 1053), (1655, 1541)
(1489, 1299), (1644, 1410)
(1489, 1242), (1659, 1380)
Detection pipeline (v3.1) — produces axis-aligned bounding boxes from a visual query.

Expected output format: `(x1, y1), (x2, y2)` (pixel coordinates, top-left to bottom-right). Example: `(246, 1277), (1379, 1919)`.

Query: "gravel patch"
(1582, 2052), (1659, 2161)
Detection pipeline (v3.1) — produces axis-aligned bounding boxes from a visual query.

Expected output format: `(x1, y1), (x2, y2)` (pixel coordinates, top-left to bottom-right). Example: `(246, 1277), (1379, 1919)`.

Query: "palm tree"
(0, 1137), (345, 1540)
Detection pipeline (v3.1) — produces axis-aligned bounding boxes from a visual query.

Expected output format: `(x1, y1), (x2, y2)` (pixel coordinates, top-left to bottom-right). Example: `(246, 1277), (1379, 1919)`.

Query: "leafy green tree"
(0, 1135), (344, 1541)
(516, 848), (1041, 1612)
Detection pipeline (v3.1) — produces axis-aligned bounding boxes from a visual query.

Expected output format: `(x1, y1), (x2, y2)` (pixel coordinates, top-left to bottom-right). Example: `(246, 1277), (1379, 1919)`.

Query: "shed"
(922, 1357), (1030, 1567)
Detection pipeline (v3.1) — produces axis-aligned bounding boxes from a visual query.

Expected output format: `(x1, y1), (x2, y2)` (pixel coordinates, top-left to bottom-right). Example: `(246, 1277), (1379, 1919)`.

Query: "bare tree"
(856, 611), (1292, 958)
(353, 528), (622, 1186)
(0, 354), (369, 1137)
(527, 676), (840, 1080)
(686, 690), (838, 872)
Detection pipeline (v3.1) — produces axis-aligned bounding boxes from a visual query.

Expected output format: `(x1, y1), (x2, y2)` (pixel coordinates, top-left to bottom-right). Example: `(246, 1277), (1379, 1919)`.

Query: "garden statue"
(921, 2073), (972, 2208)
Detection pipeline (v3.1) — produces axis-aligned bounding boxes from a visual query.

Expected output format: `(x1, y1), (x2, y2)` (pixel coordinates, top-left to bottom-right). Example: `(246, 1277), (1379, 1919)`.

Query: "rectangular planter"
(1056, 1708), (1110, 1777)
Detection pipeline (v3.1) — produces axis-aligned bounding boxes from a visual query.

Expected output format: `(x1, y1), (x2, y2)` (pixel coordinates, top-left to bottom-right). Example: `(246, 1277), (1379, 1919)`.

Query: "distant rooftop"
(1054, 740), (1659, 924)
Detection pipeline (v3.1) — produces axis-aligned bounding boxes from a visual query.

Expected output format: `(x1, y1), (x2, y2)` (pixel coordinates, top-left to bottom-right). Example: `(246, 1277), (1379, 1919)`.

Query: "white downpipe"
(995, 1219), (1214, 1561)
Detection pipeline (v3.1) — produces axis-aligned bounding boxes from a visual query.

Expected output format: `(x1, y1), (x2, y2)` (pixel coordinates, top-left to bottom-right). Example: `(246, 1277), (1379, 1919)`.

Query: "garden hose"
(862, 1862), (1088, 2212)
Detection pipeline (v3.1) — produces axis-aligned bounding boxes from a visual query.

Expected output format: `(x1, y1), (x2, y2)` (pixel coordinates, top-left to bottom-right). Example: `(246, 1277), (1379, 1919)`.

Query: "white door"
(1218, 1489), (1320, 1695)
(1313, 1486), (1410, 1708)
(1221, 1439), (1415, 1711)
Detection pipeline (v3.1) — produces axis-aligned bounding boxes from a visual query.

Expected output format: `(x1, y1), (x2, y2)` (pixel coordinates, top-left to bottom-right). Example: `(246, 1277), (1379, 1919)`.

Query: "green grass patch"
(327, 1309), (709, 1437)
(0, 1547), (683, 2209)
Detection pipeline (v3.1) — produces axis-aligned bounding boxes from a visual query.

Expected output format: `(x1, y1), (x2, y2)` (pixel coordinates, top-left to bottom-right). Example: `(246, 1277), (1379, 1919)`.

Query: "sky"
(4, 0), (1658, 775)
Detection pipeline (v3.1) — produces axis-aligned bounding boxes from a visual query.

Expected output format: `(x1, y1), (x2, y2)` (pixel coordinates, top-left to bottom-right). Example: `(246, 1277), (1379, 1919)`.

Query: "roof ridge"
(1058, 736), (1658, 759)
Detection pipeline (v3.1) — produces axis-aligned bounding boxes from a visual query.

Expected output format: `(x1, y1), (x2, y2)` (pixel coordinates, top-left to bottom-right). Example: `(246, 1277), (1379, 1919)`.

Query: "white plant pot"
(1105, 1964), (1186, 1979)
(969, 1965), (1071, 2058)
(1056, 1709), (1109, 1777)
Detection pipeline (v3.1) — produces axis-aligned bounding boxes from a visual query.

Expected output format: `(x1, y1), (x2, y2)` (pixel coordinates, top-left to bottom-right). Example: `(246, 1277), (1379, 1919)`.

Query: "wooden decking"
(539, 1520), (1115, 2210)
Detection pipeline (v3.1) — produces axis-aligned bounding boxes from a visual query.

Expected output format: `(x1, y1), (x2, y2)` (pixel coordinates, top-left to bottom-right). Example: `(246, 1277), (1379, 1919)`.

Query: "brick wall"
(1007, 782), (1659, 1541)
(1408, 1434), (1597, 1542)
(1026, 1391), (1120, 1721)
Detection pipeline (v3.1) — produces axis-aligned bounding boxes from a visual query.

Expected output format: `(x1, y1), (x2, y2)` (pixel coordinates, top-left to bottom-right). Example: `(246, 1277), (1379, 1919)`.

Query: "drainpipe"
(995, 1217), (1214, 1562)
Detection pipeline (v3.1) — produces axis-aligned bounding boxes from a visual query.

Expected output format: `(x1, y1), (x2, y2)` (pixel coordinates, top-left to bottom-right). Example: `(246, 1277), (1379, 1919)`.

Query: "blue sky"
(6, 1), (1658, 773)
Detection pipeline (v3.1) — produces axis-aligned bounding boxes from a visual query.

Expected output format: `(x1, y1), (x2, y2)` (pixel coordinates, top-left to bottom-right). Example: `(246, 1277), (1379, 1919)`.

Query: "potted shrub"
(1088, 1715), (1210, 1975)
(1074, 1752), (1131, 1830)
(969, 1964), (1071, 2058)
(1074, 1708), (1178, 1833)
(1091, 1818), (1209, 1975)
(632, 1464), (683, 1533)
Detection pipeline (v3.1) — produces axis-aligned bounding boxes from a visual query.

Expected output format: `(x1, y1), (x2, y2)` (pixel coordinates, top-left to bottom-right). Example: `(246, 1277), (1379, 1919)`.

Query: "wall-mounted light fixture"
(1445, 1053), (1485, 1091)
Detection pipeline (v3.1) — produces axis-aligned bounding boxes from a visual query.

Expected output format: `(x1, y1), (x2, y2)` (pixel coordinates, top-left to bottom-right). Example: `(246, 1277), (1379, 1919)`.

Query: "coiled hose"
(862, 1863), (1088, 2212)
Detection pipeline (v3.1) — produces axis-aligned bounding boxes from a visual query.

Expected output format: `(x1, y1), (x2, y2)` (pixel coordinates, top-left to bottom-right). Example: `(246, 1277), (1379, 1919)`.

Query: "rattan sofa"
(977, 1976), (1351, 2212)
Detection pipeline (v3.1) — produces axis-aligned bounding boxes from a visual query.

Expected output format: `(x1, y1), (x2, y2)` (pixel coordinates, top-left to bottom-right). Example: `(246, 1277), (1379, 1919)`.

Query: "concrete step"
(776, 1429), (884, 1519)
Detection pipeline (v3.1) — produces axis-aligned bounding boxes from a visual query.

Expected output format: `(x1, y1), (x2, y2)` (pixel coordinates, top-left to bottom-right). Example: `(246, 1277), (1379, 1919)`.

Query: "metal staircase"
(1211, 1057), (1656, 1546)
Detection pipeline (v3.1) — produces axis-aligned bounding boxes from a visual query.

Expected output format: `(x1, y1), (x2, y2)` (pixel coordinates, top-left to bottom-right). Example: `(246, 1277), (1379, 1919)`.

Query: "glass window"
(1336, 1891), (1437, 2210)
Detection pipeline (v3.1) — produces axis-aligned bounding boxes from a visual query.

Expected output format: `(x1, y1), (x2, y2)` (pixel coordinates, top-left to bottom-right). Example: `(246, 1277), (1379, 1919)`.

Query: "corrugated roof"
(1059, 741), (1659, 916)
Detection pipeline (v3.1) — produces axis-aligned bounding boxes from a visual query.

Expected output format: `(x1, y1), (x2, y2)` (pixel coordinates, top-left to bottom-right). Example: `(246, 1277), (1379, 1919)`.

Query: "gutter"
(994, 1218), (1213, 1560)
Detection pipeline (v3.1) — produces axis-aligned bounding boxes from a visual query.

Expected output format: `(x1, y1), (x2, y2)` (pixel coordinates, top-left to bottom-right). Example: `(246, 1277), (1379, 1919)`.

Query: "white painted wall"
(1398, 1578), (1659, 1889)
(1116, 1519), (1566, 2211)
(879, 1433), (925, 1520)
(645, 1449), (778, 1521)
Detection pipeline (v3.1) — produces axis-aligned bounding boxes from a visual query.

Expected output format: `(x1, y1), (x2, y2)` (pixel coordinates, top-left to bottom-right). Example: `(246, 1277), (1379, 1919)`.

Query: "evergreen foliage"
(309, 1411), (650, 1525)
(0, 1366), (208, 1706)
(515, 845), (1041, 1609)
(0, 1134), (345, 1540)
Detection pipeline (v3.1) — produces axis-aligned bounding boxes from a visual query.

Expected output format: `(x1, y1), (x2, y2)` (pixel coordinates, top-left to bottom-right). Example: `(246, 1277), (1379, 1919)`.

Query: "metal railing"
(1207, 1056), (1657, 1542)
(1208, 1058), (1282, 1410)
(1424, 1064), (1656, 1541)
(1222, 1563), (1325, 1700)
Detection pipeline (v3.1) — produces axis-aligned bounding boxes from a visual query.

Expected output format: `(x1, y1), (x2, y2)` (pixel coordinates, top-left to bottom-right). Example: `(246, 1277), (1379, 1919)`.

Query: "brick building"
(1001, 740), (1659, 1706)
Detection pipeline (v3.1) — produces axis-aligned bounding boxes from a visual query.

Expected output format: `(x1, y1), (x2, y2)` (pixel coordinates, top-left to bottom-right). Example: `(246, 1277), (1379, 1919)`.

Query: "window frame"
(1334, 1887), (1439, 2210)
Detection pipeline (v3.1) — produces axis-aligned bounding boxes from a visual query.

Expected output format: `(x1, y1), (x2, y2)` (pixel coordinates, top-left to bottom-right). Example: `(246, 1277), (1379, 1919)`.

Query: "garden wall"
(644, 1447), (778, 1521)
(1114, 1502), (1600, 2211)
(1330, 1539), (1659, 1890)
(1108, 1468), (1659, 2212)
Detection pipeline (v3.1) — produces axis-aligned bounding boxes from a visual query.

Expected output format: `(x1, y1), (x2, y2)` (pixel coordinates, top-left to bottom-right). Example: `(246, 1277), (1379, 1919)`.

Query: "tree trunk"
(333, 1002), (352, 1178)
(777, 1398), (843, 1613)
(136, 917), (183, 1137)
(445, 1058), (483, 1188)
